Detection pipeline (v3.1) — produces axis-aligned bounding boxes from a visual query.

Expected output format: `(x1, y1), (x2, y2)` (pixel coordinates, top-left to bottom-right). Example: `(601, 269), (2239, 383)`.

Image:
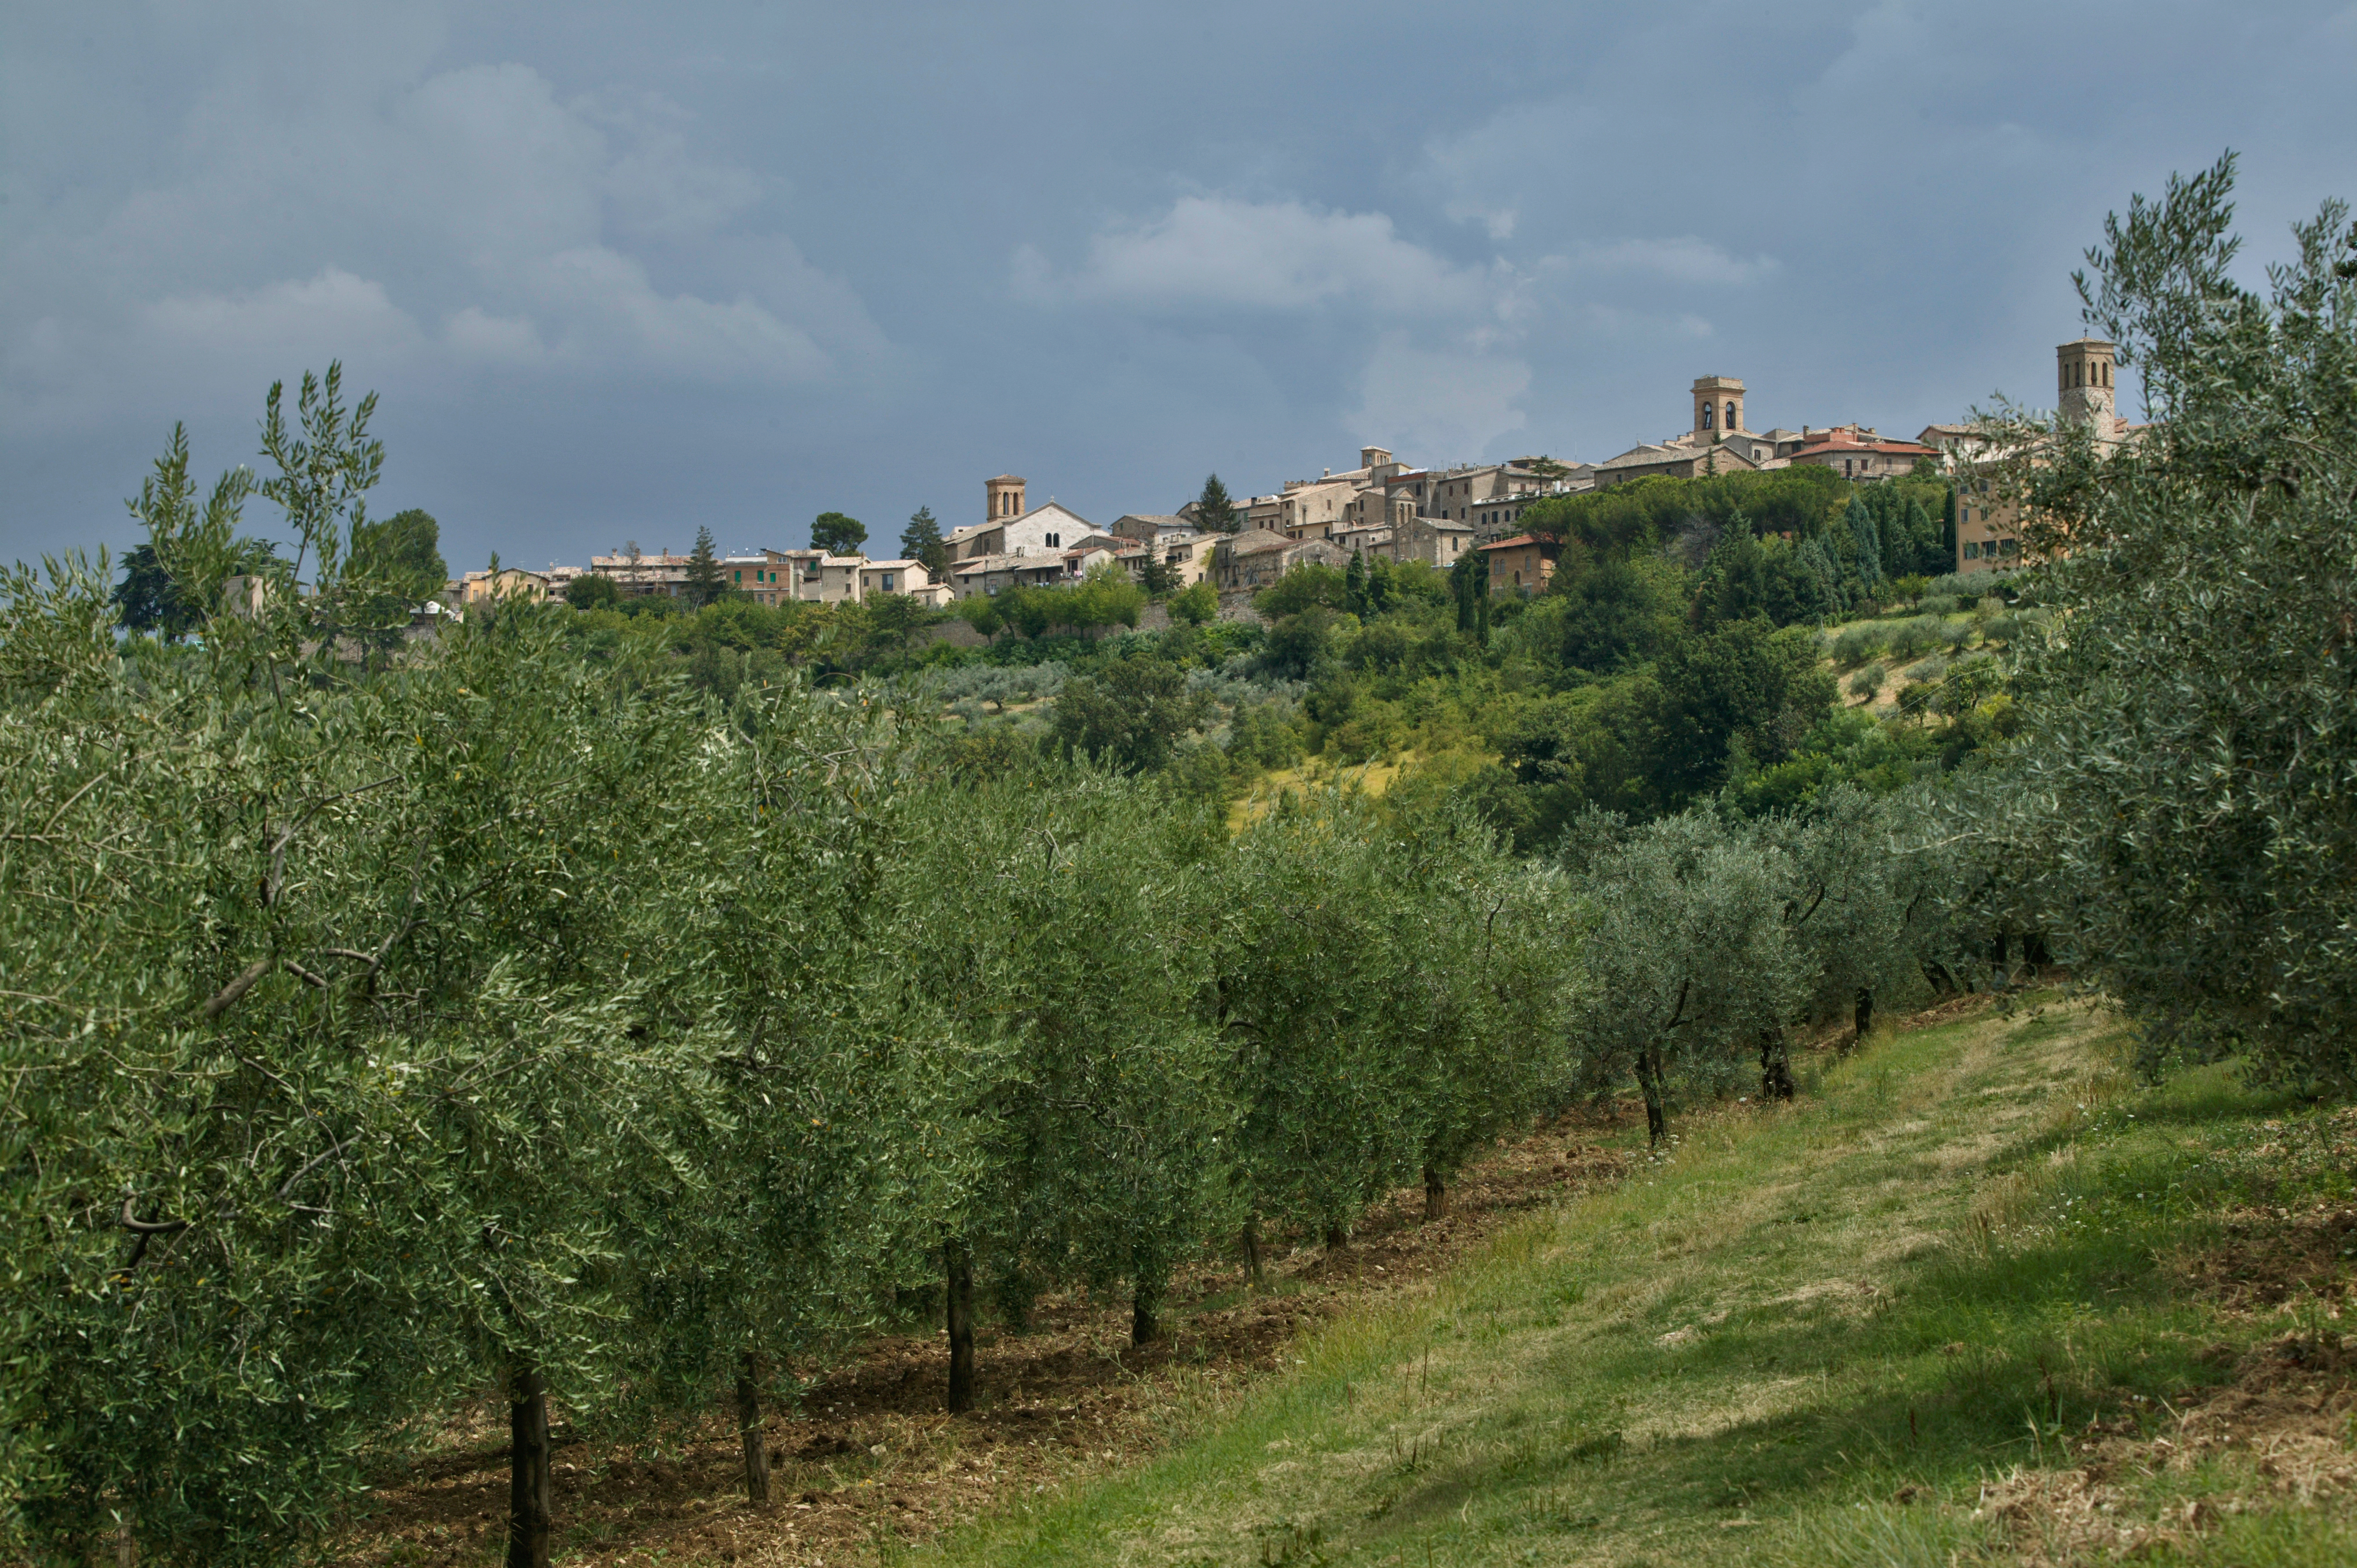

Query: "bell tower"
(1692, 376), (1745, 442)
(2057, 338), (2116, 435)
(985, 474), (1027, 522)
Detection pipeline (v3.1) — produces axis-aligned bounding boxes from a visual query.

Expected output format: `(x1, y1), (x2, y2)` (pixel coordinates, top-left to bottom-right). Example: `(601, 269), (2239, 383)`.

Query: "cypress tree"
(900, 506), (949, 576)
(1195, 474), (1239, 533)
(684, 525), (726, 608)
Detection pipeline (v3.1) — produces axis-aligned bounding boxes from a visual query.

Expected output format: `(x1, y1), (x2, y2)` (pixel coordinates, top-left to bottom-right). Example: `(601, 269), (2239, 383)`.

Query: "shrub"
(1830, 622), (1890, 667)
(1847, 662), (1886, 701)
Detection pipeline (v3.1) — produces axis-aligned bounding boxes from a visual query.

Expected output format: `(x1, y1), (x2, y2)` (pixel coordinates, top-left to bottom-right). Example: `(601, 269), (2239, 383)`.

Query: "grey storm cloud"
(5, 0), (2357, 571)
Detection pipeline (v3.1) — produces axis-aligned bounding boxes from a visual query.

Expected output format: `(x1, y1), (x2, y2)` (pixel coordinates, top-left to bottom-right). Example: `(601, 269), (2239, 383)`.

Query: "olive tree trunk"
(506, 1360), (553, 1568)
(1422, 1163), (1449, 1222)
(945, 1240), (976, 1414)
(1239, 1214), (1265, 1286)
(1851, 986), (1874, 1049)
(735, 1353), (769, 1504)
(1757, 1026), (1795, 1101)
(1634, 1042), (1669, 1148)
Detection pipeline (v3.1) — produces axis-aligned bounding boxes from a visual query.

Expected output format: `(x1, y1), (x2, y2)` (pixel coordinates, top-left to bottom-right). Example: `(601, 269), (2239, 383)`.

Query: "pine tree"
(1195, 474), (1239, 533)
(684, 525), (726, 608)
(900, 506), (949, 576)
(810, 511), (868, 557)
(1343, 550), (1367, 616)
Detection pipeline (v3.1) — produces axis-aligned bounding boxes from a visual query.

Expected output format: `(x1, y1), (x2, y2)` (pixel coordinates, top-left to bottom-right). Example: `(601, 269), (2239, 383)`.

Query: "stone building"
(1782, 426), (1936, 480)
(1481, 535), (1561, 596)
(1212, 529), (1345, 591)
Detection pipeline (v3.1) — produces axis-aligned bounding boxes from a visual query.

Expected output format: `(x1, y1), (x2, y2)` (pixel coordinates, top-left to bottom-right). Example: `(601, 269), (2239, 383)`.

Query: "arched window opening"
(1725, 400), (1738, 429)
(1701, 402), (1714, 429)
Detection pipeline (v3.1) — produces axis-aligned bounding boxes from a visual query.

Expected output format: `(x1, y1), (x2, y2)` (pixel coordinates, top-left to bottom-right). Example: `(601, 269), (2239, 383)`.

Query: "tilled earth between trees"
(337, 1115), (1638, 1566)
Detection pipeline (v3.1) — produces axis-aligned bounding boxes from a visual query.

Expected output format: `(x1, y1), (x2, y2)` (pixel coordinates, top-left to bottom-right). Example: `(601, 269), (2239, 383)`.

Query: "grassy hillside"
(905, 997), (2357, 1566)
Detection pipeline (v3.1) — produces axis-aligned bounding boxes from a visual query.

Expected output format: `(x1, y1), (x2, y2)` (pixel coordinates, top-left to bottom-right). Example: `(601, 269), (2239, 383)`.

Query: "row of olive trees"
(1, 369), (1988, 1568)
(1554, 785), (1986, 1149)
(0, 379), (1594, 1567)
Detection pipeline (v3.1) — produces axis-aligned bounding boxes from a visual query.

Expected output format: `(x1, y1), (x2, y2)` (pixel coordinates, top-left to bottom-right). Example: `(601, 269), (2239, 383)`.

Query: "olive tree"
(1566, 812), (1807, 1145)
(1967, 154), (2357, 1087)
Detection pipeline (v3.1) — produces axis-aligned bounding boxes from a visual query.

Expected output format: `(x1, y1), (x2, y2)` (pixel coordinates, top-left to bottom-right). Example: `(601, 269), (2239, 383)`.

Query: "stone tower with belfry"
(1692, 376), (1745, 441)
(985, 474), (1027, 523)
(2057, 337), (2117, 437)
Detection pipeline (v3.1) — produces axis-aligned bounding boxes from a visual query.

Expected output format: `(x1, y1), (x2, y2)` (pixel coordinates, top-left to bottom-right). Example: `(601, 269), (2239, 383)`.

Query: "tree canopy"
(811, 511), (867, 557)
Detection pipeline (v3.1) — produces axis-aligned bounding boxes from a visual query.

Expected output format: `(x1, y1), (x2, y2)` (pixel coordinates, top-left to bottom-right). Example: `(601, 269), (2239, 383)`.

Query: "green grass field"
(900, 995), (2357, 1566)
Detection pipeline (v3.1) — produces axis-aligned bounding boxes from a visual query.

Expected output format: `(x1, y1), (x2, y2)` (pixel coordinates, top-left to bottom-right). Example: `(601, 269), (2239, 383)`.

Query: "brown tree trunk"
(1758, 1026), (1794, 1101)
(1636, 1044), (1668, 1148)
(1131, 1296), (1156, 1346)
(1239, 1215), (1264, 1286)
(735, 1353), (770, 1504)
(507, 1360), (553, 1568)
(945, 1240), (976, 1414)
(1422, 1164), (1449, 1222)
(1852, 986), (1874, 1048)
(1323, 1222), (1349, 1253)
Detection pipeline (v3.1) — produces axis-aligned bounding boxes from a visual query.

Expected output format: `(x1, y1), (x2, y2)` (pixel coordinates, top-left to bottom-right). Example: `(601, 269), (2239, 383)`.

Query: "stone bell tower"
(1692, 376), (1745, 442)
(2057, 338), (2116, 435)
(985, 474), (1027, 523)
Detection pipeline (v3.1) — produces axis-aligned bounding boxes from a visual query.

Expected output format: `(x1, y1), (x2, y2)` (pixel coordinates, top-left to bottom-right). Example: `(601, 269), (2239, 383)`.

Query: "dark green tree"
(811, 511), (867, 557)
(1051, 658), (1203, 772)
(900, 506), (949, 576)
(1648, 619), (1839, 810)
(1451, 543), (1485, 633)
(684, 525), (727, 608)
(113, 543), (224, 639)
(563, 572), (620, 609)
(1194, 474), (1239, 533)
(348, 507), (448, 604)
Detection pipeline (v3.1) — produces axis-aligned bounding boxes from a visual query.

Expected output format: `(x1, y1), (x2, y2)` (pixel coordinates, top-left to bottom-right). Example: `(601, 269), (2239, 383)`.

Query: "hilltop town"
(445, 334), (2128, 615)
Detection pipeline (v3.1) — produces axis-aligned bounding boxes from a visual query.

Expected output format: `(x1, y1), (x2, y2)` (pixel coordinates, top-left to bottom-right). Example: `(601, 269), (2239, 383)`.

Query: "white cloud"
(538, 246), (831, 382)
(1047, 195), (1498, 316)
(144, 267), (420, 357)
(0, 49), (885, 441)
(1572, 237), (1779, 286)
(1352, 333), (1531, 464)
(445, 307), (545, 364)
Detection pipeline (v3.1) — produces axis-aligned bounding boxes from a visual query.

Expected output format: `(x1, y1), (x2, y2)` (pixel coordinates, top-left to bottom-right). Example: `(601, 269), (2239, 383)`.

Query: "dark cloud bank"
(5, 1), (2354, 571)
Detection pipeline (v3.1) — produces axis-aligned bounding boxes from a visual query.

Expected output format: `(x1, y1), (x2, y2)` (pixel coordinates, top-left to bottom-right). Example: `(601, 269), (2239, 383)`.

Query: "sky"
(6, 1), (2357, 572)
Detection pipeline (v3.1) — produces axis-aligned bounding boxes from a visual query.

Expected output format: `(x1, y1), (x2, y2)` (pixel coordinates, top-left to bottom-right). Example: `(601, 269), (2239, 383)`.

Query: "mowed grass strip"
(900, 995), (2357, 1567)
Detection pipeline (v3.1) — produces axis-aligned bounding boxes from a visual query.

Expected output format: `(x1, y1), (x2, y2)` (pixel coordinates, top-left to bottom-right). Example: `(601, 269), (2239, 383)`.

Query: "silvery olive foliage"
(1956, 153), (2357, 1086)
(3, 366), (1986, 1566)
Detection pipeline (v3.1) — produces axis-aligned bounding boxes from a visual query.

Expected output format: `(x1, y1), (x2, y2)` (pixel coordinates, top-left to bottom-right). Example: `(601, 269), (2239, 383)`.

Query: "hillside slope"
(911, 997), (2357, 1566)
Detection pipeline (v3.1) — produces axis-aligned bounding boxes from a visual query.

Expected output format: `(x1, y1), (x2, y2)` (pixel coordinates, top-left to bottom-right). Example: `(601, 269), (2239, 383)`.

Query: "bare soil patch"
(333, 1119), (1635, 1566)
(1974, 1330), (2357, 1564)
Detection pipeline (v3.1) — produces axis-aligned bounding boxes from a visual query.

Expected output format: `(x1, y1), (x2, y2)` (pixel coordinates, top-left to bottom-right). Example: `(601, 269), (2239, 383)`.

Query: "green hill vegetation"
(8, 153), (2356, 1567)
